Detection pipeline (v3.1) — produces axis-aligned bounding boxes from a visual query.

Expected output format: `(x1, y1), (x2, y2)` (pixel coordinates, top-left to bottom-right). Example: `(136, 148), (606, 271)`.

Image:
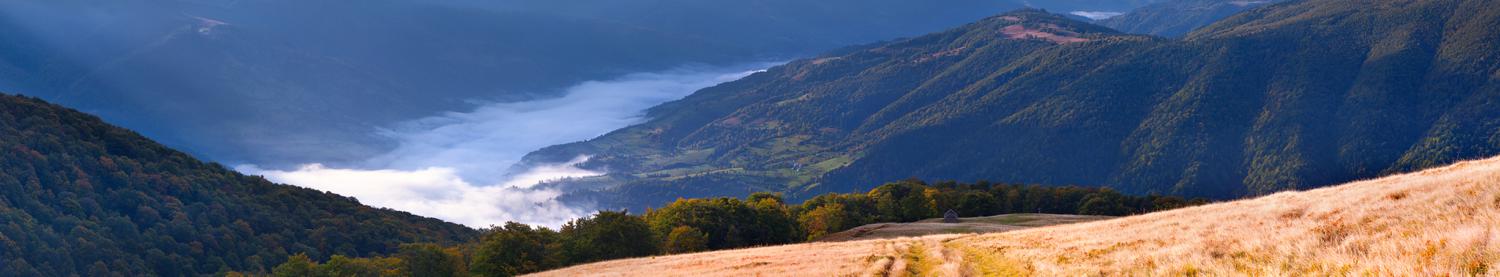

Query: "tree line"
(261, 179), (1206, 276)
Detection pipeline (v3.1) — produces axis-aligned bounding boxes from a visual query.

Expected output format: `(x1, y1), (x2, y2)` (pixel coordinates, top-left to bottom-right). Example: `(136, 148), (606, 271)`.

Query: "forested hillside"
(525, 0), (1500, 210)
(0, 94), (475, 276)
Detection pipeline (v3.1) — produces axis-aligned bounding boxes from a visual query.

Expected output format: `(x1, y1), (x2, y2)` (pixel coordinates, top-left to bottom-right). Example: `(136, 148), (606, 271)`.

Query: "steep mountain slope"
(529, 9), (1124, 207)
(525, 0), (1500, 210)
(532, 154), (1500, 276)
(0, 94), (475, 276)
(1101, 0), (1284, 37)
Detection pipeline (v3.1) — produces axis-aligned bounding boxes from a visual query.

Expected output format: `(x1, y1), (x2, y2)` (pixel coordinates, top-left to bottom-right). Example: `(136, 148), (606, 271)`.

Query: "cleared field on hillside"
(531, 156), (1500, 276)
(816, 214), (1112, 242)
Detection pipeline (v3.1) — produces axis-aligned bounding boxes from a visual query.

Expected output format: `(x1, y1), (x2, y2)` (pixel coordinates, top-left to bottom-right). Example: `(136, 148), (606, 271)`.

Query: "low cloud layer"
(1070, 11), (1125, 20)
(238, 163), (589, 228)
(239, 64), (771, 228)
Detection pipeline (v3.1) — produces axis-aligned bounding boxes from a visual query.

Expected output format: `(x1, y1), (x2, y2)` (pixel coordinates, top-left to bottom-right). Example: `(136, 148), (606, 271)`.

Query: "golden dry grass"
(530, 214), (1101, 276)
(528, 235), (956, 277)
(531, 156), (1500, 276)
(958, 156), (1500, 276)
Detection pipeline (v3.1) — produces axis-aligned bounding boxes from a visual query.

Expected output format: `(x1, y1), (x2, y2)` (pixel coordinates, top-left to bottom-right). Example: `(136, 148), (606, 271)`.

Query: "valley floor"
(531, 156), (1500, 276)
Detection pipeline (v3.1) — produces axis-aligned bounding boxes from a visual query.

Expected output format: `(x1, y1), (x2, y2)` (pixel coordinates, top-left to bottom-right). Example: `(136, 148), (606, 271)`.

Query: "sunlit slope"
(960, 155), (1500, 275)
(532, 155), (1500, 276)
(529, 233), (991, 277)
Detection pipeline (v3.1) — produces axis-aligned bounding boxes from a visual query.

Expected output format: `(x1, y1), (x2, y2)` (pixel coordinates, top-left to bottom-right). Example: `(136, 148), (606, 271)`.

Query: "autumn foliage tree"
(557, 211), (658, 264)
(662, 226), (709, 254)
(397, 243), (466, 277)
(470, 223), (556, 277)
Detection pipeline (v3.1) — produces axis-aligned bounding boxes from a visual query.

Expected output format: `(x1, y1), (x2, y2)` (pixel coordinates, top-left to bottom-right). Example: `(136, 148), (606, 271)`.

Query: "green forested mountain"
(0, 94), (476, 276)
(1101, 0), (1284, 37)
(525, 0), (1500, 210)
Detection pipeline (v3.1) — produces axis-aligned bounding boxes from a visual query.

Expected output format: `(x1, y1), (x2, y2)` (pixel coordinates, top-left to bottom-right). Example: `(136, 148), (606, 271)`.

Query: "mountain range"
(525, 0), (1500, 211)
(0, 1), (1282, 275)
(4, 0), (1500, 275)
(0, 0), (1155, 167)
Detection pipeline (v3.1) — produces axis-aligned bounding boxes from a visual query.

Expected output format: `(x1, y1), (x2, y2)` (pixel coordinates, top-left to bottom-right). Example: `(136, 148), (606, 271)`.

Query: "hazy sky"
(239, 64), (772, 228)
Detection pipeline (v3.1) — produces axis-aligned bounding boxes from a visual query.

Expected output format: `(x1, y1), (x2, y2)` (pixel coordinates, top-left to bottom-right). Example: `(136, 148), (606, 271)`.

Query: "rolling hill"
(0, 93), (475, 276)
(530, 154), (1500, 276)
(524, 0), (1500, 210)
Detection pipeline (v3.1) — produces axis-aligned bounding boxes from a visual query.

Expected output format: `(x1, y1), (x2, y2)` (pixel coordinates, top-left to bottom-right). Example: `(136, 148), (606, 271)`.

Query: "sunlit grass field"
(958, 156), (1500, 275)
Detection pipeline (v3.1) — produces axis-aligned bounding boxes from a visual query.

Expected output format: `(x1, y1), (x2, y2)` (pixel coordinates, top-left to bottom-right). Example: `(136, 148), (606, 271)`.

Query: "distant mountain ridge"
(523, 0), (1500, 210)
(0, 93), (475, 276)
